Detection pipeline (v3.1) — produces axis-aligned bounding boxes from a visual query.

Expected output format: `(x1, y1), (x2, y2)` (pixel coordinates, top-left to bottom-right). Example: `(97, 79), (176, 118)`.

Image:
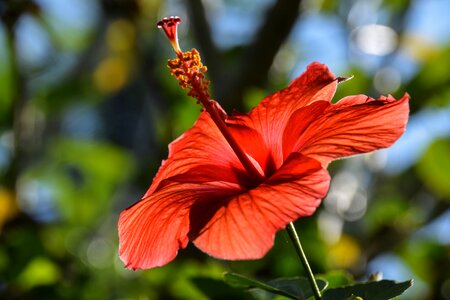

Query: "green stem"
(286, 222), (321, 300)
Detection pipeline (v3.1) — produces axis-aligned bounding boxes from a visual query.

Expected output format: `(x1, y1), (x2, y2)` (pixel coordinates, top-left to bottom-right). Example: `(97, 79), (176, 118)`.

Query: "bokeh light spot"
(86, 237), (114, 269)
(351, 24), (398, 56)
(17, 179), (59, 222)
(318, 211), (343, 244)
(373, 67), (402, 94)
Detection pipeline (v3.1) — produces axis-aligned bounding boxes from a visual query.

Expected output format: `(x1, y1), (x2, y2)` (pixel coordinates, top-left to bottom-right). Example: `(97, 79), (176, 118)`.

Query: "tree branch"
(224, 0), (302, 109)
(185, 0), (221, 90)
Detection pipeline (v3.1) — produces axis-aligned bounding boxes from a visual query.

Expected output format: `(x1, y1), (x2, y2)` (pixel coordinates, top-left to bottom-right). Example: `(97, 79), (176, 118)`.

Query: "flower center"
(157, 17), (266, 184)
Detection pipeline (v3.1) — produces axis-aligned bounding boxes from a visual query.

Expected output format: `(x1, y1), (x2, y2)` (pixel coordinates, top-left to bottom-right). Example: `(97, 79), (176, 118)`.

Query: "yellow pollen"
(167, 48), (210, 99)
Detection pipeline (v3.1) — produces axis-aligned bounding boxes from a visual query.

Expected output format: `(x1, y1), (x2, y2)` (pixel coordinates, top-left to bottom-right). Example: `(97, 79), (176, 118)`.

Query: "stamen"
(157, 16), (182, 55)
(157, 17), (210, 99)
(166, 48), (210, 100)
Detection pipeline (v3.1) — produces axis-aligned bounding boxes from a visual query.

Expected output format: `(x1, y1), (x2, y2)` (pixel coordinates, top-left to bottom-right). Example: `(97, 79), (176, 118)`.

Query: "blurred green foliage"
(0, 0), (449, 299)
(417, 139), (450, 199)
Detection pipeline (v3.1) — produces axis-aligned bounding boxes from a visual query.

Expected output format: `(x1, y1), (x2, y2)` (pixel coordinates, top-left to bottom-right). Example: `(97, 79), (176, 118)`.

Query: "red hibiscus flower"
(118, 17), (409, 270)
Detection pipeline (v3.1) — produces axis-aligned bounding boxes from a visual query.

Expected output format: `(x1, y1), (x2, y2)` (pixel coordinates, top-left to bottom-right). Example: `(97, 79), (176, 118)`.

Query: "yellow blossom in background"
(327, 234), (361, 269)
(0, 187), (17, 231)
(94, 56), (130, 93)
(94, 19), (136, 93)
(107, 19), (136, 53)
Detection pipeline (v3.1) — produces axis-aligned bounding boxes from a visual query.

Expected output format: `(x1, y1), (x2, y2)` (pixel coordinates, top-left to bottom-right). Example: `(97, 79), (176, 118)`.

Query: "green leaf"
(191, 277), (256, 300)
(224, 272), (327, 300)
(267, 277), (328, 299)
(317, 270), (354, 289)
(322, 279), (413, 300)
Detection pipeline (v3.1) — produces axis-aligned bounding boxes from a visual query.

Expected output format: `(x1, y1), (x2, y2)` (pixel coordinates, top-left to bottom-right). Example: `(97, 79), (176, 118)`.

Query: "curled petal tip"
(336, 75), (354, 83)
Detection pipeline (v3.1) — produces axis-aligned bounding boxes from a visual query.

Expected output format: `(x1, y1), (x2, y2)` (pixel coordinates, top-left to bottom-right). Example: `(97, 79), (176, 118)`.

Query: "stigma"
(157, 16), (182, 55)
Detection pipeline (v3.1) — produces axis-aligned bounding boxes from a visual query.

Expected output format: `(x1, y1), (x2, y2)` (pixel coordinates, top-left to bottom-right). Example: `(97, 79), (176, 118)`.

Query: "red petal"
(145, 106), (247, 196)
(237, 63), (337, 169)
(226, 117), (270, 176)
(298, 93), (410, 166)
(190, 153), (330, 260)
(156, 163), (252, 190)
(118, 180), (240, 270)
(282, 100), (330, 160)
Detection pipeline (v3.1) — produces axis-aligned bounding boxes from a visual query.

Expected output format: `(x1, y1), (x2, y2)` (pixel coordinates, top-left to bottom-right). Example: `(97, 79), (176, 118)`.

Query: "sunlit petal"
(191, 154), (329, 260)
